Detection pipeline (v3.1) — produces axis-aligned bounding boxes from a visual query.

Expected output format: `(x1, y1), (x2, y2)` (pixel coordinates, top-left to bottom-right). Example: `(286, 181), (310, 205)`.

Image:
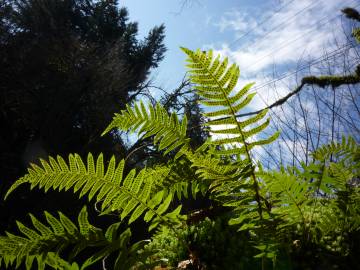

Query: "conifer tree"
(0, 0), (165, 231)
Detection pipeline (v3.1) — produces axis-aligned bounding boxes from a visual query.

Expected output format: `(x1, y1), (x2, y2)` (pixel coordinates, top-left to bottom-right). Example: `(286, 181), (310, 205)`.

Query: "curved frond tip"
(181, 47), (279, 157)
(102, 101), (190, 156)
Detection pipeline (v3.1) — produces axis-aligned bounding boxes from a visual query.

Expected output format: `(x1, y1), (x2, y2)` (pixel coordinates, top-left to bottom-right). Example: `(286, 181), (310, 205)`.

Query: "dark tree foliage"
(184, 95), (209, 149)
(0, 0), (165, 230)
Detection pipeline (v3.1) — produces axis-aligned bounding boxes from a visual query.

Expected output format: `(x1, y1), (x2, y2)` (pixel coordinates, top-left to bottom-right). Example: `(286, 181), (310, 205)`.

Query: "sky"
(119, 0), (359, 165)
(120, 0), (357, 109)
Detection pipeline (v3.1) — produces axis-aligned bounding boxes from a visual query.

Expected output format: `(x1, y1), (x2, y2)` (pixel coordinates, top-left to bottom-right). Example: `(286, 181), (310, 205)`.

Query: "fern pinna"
(5, 153), (184, 230)
(0, 206), (150, 270)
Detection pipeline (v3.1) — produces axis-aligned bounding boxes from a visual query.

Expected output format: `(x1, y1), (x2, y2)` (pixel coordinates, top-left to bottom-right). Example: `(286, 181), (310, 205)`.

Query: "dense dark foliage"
(145, 216), (263, 270)
(0, 0), (165, 231)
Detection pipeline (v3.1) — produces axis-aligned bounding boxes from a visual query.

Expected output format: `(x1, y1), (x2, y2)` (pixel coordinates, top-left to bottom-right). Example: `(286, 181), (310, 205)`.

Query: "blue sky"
(120, 0), (286, 91)
(120, 0), (356, 106)
(119, 0), (359, 163)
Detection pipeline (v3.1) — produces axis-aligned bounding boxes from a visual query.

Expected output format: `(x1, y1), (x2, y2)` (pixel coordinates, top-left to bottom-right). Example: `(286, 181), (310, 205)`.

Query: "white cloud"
(214, 10), (258, 35)
(208, 0), (351, 110)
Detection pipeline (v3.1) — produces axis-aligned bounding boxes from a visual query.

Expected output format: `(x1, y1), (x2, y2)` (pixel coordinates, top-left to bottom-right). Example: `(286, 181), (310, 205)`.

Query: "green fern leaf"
(0, 207), (149, 270)
(5, 154), (183, 229)
(0, 207), (100, 269)
(182, 47), (278, 160)
(313, 136), (359, 161)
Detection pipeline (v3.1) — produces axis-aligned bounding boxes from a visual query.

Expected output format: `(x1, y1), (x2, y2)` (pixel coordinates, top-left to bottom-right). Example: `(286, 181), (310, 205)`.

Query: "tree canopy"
(0, 0), (165, 231)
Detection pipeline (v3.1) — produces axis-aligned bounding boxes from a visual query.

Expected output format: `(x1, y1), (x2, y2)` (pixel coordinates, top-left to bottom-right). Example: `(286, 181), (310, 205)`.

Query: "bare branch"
(232, 66), (360, 119)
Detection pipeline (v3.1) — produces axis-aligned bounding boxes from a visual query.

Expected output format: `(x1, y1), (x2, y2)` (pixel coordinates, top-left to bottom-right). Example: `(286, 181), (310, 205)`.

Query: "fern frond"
(0, 207), (153, 269)
(260, 143), (360, 242)
(102, 102), (190, 155)
(261, 170), (311, 227)
(316, 202), (359, 235)
(180, 49), (284, 257)
(181, 47), (279, 158)
(328, 162), (354, 190)
(304, 136), (359, 193)
(188, 150), (251, 192)
(312, 136), (359, 161)
(0, 206), (122, 270)
(182, 145), (265, 231)
(148, 159), (208, 200)
(5, 153), (185, 229)
(81, 227), (153, 270)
